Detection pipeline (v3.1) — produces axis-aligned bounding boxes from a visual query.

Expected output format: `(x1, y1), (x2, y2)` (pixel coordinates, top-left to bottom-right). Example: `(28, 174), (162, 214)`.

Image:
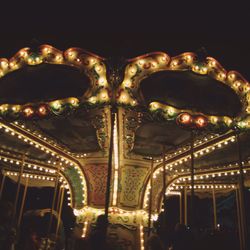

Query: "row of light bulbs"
(5, 170), (73, 206)
(167, 166), (250, 194)
(152, 135), (235, 180)
(144, 134), (242, 209)
(0, 121), (87, 206)
(13, 121), (88, 159)
(0, 45), (115, 119)
(170, 184), (236, 190)
(0, 155), (56, 173)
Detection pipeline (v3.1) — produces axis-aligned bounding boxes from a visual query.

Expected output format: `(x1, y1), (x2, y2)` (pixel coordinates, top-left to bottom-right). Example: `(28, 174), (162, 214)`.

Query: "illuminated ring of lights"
(120, 51), (250, 130)
(0, 45), (110, 119)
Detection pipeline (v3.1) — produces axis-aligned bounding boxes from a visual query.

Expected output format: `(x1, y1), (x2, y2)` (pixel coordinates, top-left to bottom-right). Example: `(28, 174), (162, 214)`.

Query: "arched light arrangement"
(0, 120), (88, 208)
(0, 45), (111, 120)
(120, 51), (250, 130)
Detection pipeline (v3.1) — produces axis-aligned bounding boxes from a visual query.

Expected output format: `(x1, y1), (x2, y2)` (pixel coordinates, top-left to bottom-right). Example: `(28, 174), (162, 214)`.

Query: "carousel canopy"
(0, 43), (250, 214)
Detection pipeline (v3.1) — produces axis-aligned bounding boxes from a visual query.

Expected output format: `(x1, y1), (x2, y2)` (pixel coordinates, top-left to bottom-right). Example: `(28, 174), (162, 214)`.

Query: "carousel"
(0, 44), (250, 250)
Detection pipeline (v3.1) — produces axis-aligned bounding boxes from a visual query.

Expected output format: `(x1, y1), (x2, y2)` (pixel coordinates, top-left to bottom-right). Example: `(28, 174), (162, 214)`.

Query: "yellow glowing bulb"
(95, 65), (102, 72)
(138, 59), (144, 65)
(228, 73), (236, 80)
(120, 93), (128, 102)
(185, 55), (192, 62)
(208, 60), (216, 67)
(161, 56), (167, 62)
(101, 93), (108, 100)
(98, 77), (106, 86)
(218, 73), (226, 80)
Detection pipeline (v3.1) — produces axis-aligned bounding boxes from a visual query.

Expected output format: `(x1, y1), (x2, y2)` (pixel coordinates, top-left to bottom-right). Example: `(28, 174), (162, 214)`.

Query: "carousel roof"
(0, 44), (250, 216)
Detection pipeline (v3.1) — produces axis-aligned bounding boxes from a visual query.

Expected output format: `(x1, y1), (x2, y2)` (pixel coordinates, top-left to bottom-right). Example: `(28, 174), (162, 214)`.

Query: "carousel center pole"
(104, 106), (115, 223)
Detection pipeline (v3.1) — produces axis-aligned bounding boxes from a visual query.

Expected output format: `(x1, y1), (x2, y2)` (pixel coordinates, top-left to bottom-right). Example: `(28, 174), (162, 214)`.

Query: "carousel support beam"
(56, 185), (63, 214)
(162, 146), (167, 227)
(184, 183), (188, 226)
(56, 186), (65, 239)
(179, 191), (183, 224)
(13, 154), (25, 223)
(46, 162), (60, 241)
(212, 180), (217, 230)
(104, 107), (115, 221)
(17, 177), (29, 227)
(147, 157), (154, 237)
(236, 187), (243, 250)
(0, 174), (6, 200)
(235, 131), (247, 250)
(190, 131), (195, 228)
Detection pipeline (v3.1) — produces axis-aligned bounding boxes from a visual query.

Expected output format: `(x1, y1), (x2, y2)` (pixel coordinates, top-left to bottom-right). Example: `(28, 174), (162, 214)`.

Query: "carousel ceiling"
(0, 44), (250, 213)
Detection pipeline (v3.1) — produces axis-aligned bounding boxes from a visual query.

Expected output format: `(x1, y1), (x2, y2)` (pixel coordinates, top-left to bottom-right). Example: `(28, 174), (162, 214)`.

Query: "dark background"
(0, 2), (250, 79)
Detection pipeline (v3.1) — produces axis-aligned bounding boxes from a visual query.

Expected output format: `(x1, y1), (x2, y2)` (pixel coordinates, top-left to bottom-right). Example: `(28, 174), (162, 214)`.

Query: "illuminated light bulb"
(228, 73), (236, 80)
(131, 100), (137, 106)
(151, 62), (157, 68)
(124, 80), (132, 88)
(161, 56), (167, 62)
(9, 62), (15, 68)
(95, 65), (102, 72)
(167, 107), (175, 116)
(43, 47), (51, 53)
(35, 57), (42, 63)
(101, 92), (108, 100)
(129, 66), (136, 75)
(151, 102), (159, 109)
(55, 55), (63, 62)
(38, 105), (48, 116)
(0, 60), (8, 69)
(185, 55), (192, 62)
(218, 72), (226, 80)
(171, 60), (178, 67)
(208, 60), (216, 67)
(20, 50), (28, 57)
(23, 107), (34, 118)
(120, 93), (128, 102)
(88, 96), (97, 104)
(138, 59), (145, 65)
(12, 106), (18, 112)
(51, 101), (61, 110)
(178, 113), (192, 125)
(98, 77), (106, 86)
(233, 81), (241, 89)
(200, 67), (208, 74)
(195, 116), (207, 128)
